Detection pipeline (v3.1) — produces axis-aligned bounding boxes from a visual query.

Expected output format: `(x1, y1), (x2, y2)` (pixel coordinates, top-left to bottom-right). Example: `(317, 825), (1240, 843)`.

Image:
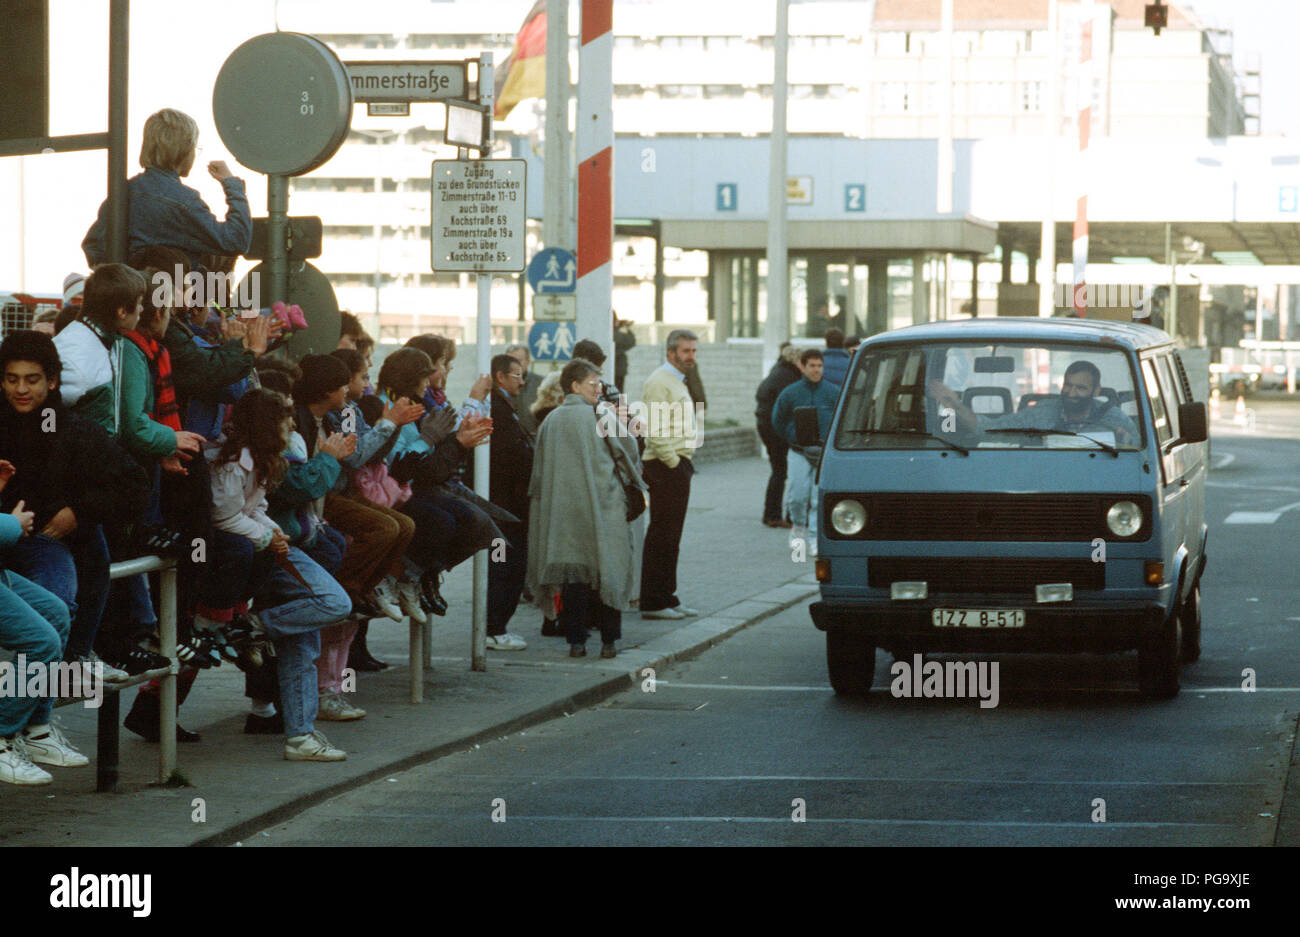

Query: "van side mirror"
(794, 407), (821, 447)
(1176, 401), (1208, 444)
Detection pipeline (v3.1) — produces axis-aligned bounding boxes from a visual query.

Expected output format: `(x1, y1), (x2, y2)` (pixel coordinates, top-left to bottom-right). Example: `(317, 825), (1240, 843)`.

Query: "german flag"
(495, 0), (547, 120)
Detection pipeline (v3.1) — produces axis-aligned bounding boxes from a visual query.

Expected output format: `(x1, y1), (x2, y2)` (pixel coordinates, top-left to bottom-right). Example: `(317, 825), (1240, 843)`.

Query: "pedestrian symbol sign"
(527, 247), (577, 294)
(528, 321), (575, 361)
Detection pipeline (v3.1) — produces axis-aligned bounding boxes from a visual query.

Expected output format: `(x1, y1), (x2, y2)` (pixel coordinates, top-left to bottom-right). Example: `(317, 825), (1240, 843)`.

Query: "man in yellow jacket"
(639, 329), (701, 619)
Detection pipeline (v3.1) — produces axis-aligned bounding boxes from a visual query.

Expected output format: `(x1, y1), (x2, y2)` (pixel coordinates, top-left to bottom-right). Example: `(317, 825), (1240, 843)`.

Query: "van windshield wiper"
(843, 429), (969, 456)
(983, 427), (1119, 457)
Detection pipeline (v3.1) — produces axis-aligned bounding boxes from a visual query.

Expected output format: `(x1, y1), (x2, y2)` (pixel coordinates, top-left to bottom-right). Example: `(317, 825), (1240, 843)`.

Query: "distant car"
(803, 318), (1209, 700)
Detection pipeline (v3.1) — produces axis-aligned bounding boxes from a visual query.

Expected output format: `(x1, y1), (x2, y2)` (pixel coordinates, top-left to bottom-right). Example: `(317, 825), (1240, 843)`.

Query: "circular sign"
(238, 261), (341, 359)
(213, 32), (352, 176)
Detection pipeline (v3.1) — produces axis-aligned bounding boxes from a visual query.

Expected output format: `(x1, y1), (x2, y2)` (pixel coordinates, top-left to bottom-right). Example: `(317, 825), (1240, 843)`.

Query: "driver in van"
(926, 360), (1139, 445)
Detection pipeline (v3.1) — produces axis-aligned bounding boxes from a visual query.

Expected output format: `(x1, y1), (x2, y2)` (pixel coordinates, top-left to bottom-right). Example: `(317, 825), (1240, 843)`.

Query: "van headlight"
(1106, 500), (1143, 537)
(830, 499), (867, 536)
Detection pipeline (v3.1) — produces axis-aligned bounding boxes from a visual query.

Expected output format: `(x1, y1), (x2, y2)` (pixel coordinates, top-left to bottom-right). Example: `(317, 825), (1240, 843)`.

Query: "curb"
(194, 578), (819, 847)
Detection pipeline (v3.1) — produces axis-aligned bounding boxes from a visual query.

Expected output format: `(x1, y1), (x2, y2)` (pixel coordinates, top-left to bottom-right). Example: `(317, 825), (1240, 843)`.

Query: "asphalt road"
(250, 402), (1300, 847)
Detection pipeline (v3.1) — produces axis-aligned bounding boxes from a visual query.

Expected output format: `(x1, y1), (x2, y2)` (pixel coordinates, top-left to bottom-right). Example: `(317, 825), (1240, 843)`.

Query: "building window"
(659, 84), (702, 99)
(876, 81), (913, 112)
(1020, 80), (1043, 112)
(703, 84), (744, 99)
(969, 81), (1013, 114)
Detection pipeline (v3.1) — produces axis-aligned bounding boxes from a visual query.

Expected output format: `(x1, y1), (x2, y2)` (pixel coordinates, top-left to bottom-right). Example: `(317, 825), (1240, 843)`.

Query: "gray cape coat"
(526, 394), (647, 612)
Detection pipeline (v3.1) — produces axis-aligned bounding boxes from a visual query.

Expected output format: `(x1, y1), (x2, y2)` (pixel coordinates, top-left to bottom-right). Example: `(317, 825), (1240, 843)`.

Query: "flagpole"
(544, 0), (571, 253)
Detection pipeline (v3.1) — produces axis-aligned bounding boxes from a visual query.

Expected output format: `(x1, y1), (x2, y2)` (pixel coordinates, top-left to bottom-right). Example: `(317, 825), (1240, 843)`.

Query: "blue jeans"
(197, 529), (276, 614)
(254, 546), (351, 738)
(784, 450), (818, 536)
(0, 569), (71, 736)
(4, 526), (110, 659)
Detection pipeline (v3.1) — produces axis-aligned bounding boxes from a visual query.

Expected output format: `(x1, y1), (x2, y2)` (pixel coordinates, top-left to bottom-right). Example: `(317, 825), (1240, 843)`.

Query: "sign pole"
(763, 0), (790, 373)
(544, 0), (571, 253)
(471, 53), (494, 673)
(576, 0), (614, 370)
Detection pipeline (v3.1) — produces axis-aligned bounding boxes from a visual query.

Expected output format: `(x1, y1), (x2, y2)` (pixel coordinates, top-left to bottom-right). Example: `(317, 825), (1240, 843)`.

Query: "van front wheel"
(1180, 584), (1202, 664)
(1138, 611), (1182, 699)
(827, 629), (875, 697)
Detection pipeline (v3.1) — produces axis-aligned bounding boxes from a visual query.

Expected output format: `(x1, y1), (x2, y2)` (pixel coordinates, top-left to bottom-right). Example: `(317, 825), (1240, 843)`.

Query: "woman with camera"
(527, 358), (645, 658)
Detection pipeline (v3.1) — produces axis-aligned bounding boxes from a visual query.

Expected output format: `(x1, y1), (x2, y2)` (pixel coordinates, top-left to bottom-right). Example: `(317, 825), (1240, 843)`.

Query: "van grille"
(826, 493), (1149, 542)
(868, 557), (1105, 593)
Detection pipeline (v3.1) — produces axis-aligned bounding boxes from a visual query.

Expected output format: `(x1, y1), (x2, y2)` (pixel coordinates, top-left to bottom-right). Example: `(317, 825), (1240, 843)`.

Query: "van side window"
(1172, 351), (1195, 401)
(1141, 359), (1171, 445)
(1155, 355), (1183, 438)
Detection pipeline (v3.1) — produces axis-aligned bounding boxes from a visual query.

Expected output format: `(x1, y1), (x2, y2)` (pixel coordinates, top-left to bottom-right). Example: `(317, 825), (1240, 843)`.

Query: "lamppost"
(353, 127), (400, 340)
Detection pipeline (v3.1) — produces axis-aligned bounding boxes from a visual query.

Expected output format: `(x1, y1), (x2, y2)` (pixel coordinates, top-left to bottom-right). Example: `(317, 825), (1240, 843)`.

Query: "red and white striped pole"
(577, 0), (614, 369)
(1071, 7), (1092, 318)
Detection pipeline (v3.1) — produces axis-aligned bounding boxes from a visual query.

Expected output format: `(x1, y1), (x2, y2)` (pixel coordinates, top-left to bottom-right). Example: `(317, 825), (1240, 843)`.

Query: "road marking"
(651, 681), (831, 692)
(353, 814), (1236, 829)
(648, 681), (1300, 694)
(1225, 511), (1282, 524)
(442, 774), (1265, 786)
(1207, 482), (1300, 493)
(1224, 500), (1300, 524)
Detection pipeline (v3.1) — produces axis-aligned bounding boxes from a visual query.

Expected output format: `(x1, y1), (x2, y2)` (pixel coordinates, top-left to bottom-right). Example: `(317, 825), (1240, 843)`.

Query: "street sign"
(344, 61), (467, 102)
(716, 183), (737, 211)
(845, 183), (866, 212)
(533, 294), (576, 321)
(786, 175), (813, 205)
(431, 159), (527, 273)
(367, 102), (410, 117)
(526, 247), (577, 294)
(213, 32), (352, 177)
(528, 321), (577, 361)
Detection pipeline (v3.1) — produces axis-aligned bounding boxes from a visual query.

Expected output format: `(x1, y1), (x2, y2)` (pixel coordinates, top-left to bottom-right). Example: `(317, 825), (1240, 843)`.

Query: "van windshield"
(834, 341), (1146, 452)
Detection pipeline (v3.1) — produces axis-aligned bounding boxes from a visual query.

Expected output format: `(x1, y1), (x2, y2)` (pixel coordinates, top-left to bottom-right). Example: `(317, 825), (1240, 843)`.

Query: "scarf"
(124, 330), (181, 431)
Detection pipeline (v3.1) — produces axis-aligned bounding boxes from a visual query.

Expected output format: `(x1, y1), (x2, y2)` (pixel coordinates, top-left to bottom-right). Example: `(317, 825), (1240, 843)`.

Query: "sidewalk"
(0, 456), (817, 847)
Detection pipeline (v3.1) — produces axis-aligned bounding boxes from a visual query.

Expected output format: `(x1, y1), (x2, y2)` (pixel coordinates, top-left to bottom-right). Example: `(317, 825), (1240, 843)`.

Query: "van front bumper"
(810, 598), (1169, 654)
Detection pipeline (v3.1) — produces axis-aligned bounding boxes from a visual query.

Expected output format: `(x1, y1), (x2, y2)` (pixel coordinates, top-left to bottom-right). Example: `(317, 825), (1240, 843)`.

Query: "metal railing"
(54, 555), (177, 792)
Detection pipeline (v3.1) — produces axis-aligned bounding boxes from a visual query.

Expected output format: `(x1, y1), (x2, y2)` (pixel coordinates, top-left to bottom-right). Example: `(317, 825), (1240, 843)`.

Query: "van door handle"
(1179, 478), (1189, 488)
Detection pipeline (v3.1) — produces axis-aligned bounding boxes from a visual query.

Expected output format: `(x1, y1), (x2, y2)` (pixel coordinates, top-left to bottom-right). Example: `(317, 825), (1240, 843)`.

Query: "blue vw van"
(800, 318), (1208, 699)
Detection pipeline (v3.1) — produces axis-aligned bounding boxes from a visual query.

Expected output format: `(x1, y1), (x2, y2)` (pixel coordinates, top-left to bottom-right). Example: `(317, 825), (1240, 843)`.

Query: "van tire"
(1180, 583), (1201, 664)
(1138, 611), (1182, 699)
(827, 629), (875, 697)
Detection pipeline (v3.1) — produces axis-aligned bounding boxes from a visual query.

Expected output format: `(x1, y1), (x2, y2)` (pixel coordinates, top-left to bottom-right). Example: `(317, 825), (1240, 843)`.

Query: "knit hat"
(63, 272), (85, 303)
(292, 353), (351, 405)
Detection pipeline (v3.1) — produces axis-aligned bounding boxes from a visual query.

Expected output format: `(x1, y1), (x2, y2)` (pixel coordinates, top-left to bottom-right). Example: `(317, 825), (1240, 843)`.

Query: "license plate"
(932, 608), (1025, 629)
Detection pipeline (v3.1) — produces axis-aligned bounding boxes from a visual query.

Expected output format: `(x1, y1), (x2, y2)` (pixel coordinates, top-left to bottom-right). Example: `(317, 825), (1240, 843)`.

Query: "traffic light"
(0, 0), (49, 142)
(1145, 1), (1169, 36)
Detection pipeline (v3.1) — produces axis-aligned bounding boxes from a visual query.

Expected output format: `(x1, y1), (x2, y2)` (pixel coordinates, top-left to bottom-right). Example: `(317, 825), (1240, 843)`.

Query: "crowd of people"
(0, 107), (713, 785)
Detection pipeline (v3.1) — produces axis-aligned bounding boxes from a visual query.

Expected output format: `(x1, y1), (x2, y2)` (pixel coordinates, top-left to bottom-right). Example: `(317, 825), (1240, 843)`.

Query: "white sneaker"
(0, 737), (53, 785)
(285, 730), (347, 761)
(642, 607), (687, 620)
(317, 692), (366, 721)
(673, 606), (701, 617)
(486, 632), (528, 651)
(396, 580), (428, 625)
(20, 722), (89, 769)
(21, 724), (89, 768)
(372, 577), (404, 622)
(79, 653), (130, 685)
